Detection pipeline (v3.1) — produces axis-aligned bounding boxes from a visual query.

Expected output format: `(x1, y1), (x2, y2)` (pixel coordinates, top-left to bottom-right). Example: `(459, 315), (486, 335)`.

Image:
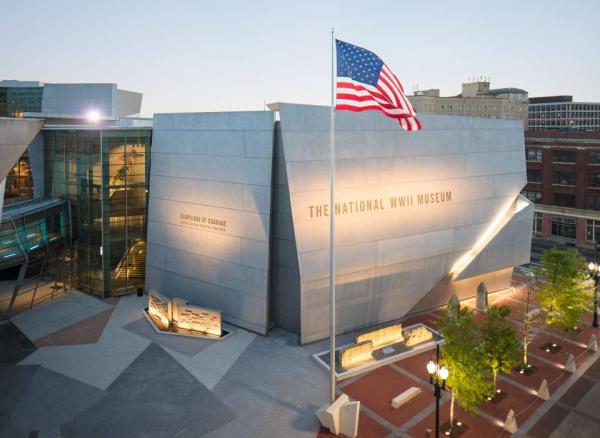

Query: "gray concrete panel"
(275, 103), (531, 343)
(146, 111), (274, 335)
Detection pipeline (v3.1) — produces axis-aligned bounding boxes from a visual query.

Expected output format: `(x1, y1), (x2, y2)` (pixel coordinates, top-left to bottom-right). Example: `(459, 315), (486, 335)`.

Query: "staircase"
(115, 240), (146, 279)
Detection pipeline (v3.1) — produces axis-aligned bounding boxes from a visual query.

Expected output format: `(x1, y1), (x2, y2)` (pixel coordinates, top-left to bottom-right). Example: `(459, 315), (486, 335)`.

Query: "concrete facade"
(41, 83), (142, 118)
(273, 104), (532, 343)
(0, 117), (44, 221)
(145, 111), (275, 334)
(145, 104), (532, 343)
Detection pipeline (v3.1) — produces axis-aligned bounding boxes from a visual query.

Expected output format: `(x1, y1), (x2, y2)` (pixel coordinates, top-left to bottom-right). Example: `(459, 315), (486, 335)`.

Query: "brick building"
(523, 130), (600, 245)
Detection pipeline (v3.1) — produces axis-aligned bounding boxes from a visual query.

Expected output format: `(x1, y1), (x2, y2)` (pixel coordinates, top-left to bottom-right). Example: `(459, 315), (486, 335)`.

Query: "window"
(587, 219), (600, 243)
(589, 173), (600, 187)
(553, 149), (576, 163)
(551, 216), (576, 239)
(526, 148), (542, 161)
(527, 169), (542, 183)
(523, 190), (542, 203)
(534, 212), (543, 234)
(588, 196), (600, 211)
(553, 193), (575, 207)
(553, 171), (575, 186)
(589, 150), (600, 164)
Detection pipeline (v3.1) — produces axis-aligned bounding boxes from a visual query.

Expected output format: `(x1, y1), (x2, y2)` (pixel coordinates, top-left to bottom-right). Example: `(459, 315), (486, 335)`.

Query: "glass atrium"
(44, 128), (151, 297)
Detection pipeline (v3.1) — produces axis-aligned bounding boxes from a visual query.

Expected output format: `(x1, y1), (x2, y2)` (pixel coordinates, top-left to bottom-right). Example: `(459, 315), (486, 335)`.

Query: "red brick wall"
(542, 212), (552, 237)
(576, 217), (587, 243)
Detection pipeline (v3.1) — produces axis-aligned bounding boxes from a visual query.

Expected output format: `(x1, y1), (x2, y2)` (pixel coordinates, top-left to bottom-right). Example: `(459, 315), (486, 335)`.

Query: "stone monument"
(316, 394), (360, 437)
(565, 354), (576, 373)
(537, 379), (549, 401)
(448, 293), (460, 310)
(476, 282), (489, 313)
(503, 409), (518, 433)
(404, 326), (434, 347)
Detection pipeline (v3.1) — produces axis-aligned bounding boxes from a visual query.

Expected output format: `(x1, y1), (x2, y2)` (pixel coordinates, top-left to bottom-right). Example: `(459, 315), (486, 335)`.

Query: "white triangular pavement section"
(11, 291), (111, 341)
(161, 327), (256, 390)
(19, 295), (150, 390)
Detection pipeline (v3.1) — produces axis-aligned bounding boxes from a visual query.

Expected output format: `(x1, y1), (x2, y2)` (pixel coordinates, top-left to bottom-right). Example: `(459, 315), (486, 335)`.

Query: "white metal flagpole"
(329, 27), (337, 404)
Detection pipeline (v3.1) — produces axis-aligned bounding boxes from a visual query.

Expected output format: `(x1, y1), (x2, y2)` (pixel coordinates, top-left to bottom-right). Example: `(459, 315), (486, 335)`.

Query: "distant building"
(523, 130), (600, 245)
(528, 96), (600, 132)
(408, 80), (528, 125)
(0, 81), (43, 118)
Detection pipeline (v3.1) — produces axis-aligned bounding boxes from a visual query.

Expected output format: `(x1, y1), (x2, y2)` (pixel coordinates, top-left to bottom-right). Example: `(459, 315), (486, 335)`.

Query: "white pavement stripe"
(18, 295), (150, 390)
(161, 326), (256, 390)
(11, 291), (111, 341)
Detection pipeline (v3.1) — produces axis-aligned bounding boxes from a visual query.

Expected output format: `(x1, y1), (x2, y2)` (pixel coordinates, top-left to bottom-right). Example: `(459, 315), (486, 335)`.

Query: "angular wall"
(273, 104), (531, 343)
(0, 117), (44, 221)
(41, 84), (142, 117)
(145, 112), (275, 334)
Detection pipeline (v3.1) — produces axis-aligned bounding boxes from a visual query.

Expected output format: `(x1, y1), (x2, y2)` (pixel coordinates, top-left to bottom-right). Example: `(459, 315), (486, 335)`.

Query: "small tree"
(439, 306), (491, 428)
(534, 248), (594, 332)
(521, 274), (541, 366)
(481, 305), (520, 391)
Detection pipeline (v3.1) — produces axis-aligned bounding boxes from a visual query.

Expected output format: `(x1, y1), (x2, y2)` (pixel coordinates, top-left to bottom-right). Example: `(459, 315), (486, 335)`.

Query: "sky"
(1, 0), (599, 117)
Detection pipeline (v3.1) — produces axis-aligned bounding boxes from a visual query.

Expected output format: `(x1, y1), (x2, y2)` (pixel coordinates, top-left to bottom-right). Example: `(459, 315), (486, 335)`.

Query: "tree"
(521, 273), (542, 366)
(534, 248), (594, 332)
(439, 306), (491, 428)
(481, 305), (520, 391)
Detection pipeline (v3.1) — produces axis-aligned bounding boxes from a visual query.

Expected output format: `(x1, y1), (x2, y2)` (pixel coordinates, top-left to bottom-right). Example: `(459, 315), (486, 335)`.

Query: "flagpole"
(329, 26), (337, 405)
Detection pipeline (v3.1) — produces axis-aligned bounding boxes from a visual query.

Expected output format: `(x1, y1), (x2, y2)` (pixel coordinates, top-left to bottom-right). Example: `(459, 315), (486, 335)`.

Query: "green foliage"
(481, 305), (520, 390)
(534, 248), (594, 331)
(439, 306), (492, 418)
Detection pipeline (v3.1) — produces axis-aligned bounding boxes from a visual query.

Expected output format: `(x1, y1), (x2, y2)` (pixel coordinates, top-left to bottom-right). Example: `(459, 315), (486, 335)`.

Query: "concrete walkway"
(0, 291), (329, 437)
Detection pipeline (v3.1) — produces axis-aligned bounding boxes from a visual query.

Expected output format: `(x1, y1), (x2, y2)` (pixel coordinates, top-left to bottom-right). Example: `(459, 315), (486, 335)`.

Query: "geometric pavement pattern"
(2, 275), (600, 437)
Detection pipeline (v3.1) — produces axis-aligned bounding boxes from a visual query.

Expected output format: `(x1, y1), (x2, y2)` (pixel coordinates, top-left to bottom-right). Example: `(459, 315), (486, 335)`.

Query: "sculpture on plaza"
(404, 326), (434, 347)
(146, 289), (223, 338)
(476, 282), (489, 313)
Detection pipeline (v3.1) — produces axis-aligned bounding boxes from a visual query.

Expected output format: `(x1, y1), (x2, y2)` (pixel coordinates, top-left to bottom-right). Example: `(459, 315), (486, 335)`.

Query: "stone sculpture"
(146, 290), (223, 338)
(316, 394), (359, 437)
(503, 409), (518, 433)
(537, 379), (549, 400)
(404, 326), (434, 347)
(448, 293), (460, 310)
(340, 341), (374, 369)
(476, 282), (489, 313)
(565, 354), (576, 373)
(355, 323), (404, 349)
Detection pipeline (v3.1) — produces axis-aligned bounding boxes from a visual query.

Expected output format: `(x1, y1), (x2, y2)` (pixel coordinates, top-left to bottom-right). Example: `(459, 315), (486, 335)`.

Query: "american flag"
(335, 39), (422, 131)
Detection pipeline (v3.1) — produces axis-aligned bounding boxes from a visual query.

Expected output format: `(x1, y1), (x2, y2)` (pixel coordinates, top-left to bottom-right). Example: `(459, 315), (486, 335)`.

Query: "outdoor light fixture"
(427, 344), (448, 438)
(588, 261), (599, 328)
(86, 110), (101, 124)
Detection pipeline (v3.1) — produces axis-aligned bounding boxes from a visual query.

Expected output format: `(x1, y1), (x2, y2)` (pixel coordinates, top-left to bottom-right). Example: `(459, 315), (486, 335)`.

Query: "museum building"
(1, 82), (533, 344)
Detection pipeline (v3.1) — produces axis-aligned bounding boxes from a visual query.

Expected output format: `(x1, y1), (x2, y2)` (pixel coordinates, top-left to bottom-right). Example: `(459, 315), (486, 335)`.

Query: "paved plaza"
(1, 276), (600, 437)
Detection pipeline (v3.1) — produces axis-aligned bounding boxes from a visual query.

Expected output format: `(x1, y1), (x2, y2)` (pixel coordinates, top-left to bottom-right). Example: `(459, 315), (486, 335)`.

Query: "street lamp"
(427, 344), (449, 438)
(587, 262), (599, 328)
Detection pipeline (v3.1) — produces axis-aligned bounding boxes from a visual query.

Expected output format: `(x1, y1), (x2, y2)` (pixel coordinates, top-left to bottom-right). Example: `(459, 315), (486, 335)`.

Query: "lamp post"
(587, 262), (599, 328)
(427, 344), (449, 438)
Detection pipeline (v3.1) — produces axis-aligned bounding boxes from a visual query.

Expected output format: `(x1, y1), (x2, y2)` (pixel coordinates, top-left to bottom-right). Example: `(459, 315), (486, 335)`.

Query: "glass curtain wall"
(0, 87), (43, 117)
(44, 128), (151, 298)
